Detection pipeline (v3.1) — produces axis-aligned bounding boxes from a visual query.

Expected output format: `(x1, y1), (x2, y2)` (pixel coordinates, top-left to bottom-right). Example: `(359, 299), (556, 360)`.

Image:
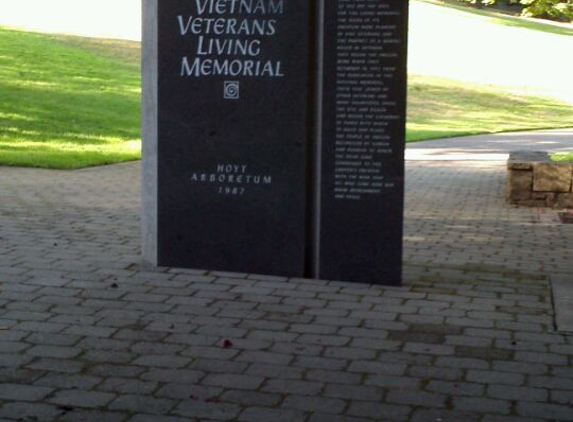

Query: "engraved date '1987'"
(190, 163), (273, 196)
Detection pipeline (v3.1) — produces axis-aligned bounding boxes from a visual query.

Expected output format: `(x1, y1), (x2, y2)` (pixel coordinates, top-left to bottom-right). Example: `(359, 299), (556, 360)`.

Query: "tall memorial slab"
(316, 0), (408, 284)
(143, 0), (408, 284)
(143, 0), (312, 276)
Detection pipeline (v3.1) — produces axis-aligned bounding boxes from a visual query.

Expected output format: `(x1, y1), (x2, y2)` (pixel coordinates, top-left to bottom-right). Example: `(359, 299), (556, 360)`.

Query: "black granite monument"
(143, 0), (408, 284)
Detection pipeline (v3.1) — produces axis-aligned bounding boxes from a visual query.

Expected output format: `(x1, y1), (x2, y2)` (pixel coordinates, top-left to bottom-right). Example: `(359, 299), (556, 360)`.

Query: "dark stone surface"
(316, 0), (409, 284)
(156, 0), (312, 276)
(148, 0), (408, 284)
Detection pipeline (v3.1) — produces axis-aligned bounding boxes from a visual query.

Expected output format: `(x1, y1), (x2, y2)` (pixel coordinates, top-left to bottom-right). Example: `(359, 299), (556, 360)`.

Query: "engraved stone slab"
(145, 0), (312, 276)
(143, 0), (409, 284)
(316, 0), (408, 284)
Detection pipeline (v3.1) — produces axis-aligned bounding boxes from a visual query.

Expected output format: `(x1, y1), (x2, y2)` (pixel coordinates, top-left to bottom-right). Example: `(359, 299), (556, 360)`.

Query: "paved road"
(406, 128), (573, 161)
(0, 133), (572, 421)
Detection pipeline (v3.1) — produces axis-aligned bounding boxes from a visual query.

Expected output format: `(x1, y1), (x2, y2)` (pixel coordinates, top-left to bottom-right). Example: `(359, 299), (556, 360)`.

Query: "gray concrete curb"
(551, 274), (573, 333)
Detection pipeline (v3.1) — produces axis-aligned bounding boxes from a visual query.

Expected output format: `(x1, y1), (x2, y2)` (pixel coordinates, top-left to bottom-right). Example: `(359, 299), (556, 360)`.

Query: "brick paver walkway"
(0, 156), (572, 421)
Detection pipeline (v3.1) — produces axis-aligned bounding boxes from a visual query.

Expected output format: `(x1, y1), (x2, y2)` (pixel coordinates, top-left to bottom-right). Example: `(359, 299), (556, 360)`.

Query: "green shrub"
(551, 152), (573, 162)
(454, 0), (573, 21)
(521, 0), (573, 20)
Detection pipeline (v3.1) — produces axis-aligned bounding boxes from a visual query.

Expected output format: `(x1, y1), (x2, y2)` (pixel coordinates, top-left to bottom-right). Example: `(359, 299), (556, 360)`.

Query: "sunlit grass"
(551, 152), (573, 162)
(407, 75), (573, 142)
(2, 16), (573, 169)
(0, 26), (141, 169)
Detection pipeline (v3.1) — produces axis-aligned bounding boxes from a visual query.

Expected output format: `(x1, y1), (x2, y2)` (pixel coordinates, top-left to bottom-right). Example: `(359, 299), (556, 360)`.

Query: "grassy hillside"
(1, 1), (573, 168)
(407, 0), (573, 141)
(407, 75), (573, 141)
(0, 27), (141, 169)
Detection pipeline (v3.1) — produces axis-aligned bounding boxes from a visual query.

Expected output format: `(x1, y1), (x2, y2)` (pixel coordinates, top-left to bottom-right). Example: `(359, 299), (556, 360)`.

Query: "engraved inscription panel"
(333, 0), (403, 201)
(318, 0), (408, 283)
(156, 0), (311, 276)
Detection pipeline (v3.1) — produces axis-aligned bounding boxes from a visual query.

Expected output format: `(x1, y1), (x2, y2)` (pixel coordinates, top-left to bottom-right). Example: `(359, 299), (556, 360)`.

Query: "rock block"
(557, 193), (573, 209)
(507, 170), (532, 201)
(531, 192), (549, 200)
(507, 151), (547, 170)
(518, 199), (547, 208)
(533, 163), (572, 192)
(507, 162), (533, 170)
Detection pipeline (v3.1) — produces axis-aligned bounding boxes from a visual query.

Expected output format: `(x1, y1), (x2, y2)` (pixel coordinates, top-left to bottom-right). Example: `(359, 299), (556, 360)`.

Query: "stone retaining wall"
(507, 151), (573, 208)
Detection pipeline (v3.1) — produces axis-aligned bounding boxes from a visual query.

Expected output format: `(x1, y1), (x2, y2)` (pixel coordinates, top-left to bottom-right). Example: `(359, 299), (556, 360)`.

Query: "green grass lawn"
(551, 152), (573, 162)
(1, 9), (573, 169)
(407, 75), (573, 141)
(0, 26), (141, 169)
